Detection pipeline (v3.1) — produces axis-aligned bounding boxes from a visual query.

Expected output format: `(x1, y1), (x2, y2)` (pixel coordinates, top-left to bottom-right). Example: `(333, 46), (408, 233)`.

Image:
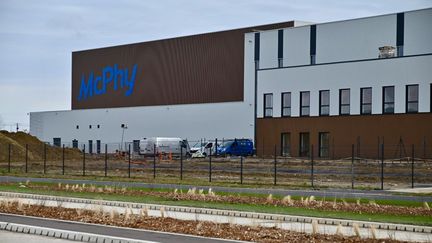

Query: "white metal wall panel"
(404, 8), (432, 55)
(316, 14), (396, 63)
(259, 30), (278, 69)
(257, 55), (432, 118)
(283, 26), (310, 67)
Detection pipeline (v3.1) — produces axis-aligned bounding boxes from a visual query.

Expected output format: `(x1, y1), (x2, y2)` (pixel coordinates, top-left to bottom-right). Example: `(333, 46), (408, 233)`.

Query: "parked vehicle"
(190, 142), (214, 157)
(139, 137), (190, 156)
(217, 139), (254, 156)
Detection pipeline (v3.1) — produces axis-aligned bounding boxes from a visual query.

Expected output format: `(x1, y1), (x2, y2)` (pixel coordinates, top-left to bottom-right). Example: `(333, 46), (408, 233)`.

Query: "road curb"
(1, 191), (431, 234)
(0, 221), (150, 243)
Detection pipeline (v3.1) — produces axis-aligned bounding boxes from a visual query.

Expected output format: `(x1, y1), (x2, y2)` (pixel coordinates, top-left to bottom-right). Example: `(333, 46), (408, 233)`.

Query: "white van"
(139, 137), (190, 157)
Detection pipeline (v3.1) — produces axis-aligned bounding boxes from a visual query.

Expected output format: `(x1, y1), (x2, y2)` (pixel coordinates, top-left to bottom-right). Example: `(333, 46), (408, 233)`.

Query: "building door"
(88, 140), (93, 154)
(299, 132), (310, 157)
(53, 138), (61, 147)
(280, 133), (290, 156)
(72, 139), (78, 148)
(96, 140), (101, 154)
(319, 132), (330, 157)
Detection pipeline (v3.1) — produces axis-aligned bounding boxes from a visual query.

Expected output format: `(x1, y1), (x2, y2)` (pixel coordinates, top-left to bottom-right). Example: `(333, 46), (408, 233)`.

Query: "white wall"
(259, 29), (278, 69)
(257, 55), (432, 118)
(316, 14), (396, 63)
(30, 101), (255, 151)
(283, 26), (310, 67)
(405, 8), (432, 55)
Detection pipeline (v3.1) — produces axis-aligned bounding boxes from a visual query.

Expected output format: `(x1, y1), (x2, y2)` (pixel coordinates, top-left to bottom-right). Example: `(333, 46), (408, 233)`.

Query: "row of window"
(264, 84), (423, 117)
(281, 132), (329, 157)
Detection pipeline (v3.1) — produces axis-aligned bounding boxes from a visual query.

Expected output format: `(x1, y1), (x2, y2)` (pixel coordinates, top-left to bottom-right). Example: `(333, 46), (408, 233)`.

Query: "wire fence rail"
(0, 142), (431, 190)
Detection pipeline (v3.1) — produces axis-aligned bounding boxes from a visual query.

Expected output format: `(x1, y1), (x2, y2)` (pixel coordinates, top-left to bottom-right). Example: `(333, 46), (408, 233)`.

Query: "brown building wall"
(256, 113), (432, 159)
(72, 22), (294, 110)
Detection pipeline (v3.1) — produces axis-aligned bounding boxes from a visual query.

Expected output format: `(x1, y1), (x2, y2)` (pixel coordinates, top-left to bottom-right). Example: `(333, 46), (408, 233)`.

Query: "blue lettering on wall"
(78, 64), (138, 101)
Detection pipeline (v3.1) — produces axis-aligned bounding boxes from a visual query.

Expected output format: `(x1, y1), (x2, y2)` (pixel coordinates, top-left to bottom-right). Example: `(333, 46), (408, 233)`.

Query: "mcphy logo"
(78, 64), (138, 101)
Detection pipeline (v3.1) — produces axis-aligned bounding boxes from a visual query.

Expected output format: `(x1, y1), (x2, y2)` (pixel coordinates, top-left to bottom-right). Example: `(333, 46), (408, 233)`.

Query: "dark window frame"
(318, 132), (330, 158)
(299, 132), (310, 157)
(319, 90), (330, 116)
(263, 93), (273, 118)
(360, 87), (372, 115)
(300, 91), (310, 117)
(406, 84), (419, 113)
(281, 92), (291, 117)
(382, 86), (395, 114)
(339, 89), (350, 115)
(280, 132), (291, 157)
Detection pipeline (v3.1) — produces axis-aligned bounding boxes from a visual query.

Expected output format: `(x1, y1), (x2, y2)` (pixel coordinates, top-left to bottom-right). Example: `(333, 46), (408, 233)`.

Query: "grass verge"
(0, 183), (430, 226)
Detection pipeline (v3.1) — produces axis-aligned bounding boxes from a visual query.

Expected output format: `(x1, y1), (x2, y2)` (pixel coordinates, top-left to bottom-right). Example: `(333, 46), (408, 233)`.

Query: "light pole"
(120, 124), (128, 152)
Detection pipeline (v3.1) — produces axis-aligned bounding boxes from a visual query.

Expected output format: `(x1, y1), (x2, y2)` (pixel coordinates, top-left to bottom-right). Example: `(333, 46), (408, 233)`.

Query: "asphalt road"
(1, 175), (431, 202)
(0, 213), (242, 243)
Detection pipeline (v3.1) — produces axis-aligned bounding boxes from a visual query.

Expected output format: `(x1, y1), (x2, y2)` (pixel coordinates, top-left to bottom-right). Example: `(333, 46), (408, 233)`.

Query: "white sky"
(0, 0), (431, 131)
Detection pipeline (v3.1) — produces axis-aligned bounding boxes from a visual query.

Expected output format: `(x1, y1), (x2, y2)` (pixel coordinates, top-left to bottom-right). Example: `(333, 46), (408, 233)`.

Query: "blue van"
(217, 139), (254, 156)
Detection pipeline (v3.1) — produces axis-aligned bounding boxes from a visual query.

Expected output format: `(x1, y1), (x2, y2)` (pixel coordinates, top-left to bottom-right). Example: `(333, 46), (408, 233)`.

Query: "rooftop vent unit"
(378, 46), (396, 58)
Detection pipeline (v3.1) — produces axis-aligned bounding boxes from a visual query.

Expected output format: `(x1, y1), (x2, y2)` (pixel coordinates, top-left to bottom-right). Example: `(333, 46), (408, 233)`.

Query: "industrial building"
(30, 8), (432, 157)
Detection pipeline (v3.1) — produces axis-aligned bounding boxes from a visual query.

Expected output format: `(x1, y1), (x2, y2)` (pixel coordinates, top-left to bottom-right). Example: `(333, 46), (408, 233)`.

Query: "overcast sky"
(0, 0), (431, 131)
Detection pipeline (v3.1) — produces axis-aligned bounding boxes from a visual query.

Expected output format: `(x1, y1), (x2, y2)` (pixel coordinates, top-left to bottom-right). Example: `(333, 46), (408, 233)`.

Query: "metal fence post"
(215, 138), (218, 157)
(411, 144), (415, 189)
(82, 144), (86, 176)
(209, 147), (212, 182)
(8, 144), (11, 173)
(240, 156), (243, 184)
(311, 144), (314, 188)
(43, 143), (47, 174)
(180, 145), (183, 180)
(351, 144), (354, 190)
(274, 145), (277, 186)
(62, 144), (65, 175)
(25, 144), (28, 173)
(128, 144), (131, 178)
(380, 143), (384, 190)
(104, 144), (108, 177)
(153, 144), (156, 179)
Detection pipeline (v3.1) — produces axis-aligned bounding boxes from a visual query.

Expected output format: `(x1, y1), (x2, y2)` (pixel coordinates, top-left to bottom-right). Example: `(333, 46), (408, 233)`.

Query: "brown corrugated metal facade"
(257, 113), (432, 158)
(72, 22), (294, 110)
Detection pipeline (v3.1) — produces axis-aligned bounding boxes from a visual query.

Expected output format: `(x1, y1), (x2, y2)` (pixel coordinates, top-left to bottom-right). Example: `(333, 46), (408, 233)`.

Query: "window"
(383, 86), (395, 114)
(310, 55), (316, 65)
(281, 92), (291, 117)
(300, 91), (310, 116)
(72, 139), (78, 148)
(319, 132), (330, 157)
(319, 90), (330, 116)
(299, 132), (310, 157)
(281, 133), (291, 156)
(88, 140), (93, 154)
(406, 85), (419, 113)
(97, 125), (100, 129)
(96, 140), (101, 154)
(361, 87), (372, 114)
(89, 125), (92, 129)
(263, 93), (273, 117)
(339, 89), (350, 115)
(397, 46), (404, 57)
(76, 125), (79, 129)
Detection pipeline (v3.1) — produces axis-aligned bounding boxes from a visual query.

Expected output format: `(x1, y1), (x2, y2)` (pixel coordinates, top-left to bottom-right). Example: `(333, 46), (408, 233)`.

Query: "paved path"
(1, 175), (431, 202)
(0, 230), (74, 243)
(0, 213), (242, 243)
